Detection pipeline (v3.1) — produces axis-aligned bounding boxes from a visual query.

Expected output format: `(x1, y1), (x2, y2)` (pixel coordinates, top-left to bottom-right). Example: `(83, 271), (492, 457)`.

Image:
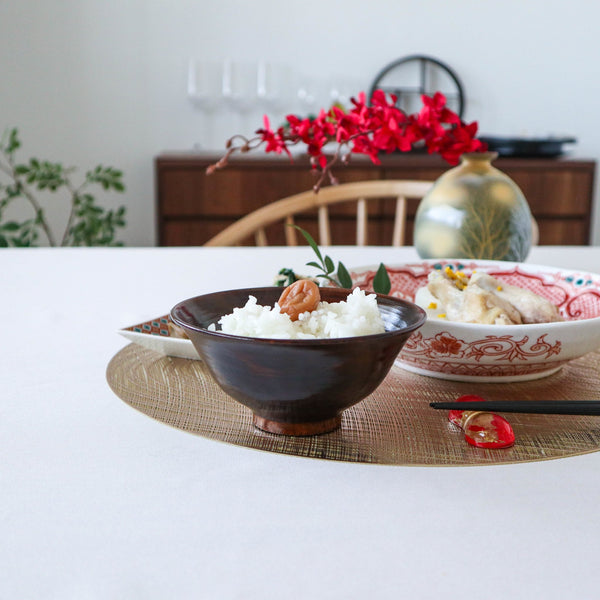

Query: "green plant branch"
(0, 149), (57, 246)
(288, 225), (391, 295)
(0, 127), (126, 247)
(61, 178), (84, 247)
(19, 181), (57, 246)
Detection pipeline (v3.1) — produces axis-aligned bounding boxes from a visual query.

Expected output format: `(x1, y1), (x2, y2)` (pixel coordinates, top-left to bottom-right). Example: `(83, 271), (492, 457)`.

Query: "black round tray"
(479, 135), (577, 158)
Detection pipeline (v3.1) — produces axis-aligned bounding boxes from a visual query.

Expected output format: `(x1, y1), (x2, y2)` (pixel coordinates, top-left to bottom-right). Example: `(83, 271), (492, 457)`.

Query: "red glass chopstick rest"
(447, 394), (515, 449)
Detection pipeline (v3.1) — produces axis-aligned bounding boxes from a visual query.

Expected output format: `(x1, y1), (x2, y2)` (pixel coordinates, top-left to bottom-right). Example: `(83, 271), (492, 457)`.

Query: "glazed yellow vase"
(414, 152), (533, 261)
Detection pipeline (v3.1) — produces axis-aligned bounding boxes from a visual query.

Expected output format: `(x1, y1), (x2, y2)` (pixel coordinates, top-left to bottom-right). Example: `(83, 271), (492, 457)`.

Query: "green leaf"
(324, 255), (335, 274)
(306, 261), (322, 270)
(292, 225), (323, 263)
(337, 262), (353, 289)
(372, 263), (391, 295)
(4, 128), (20, 155)
(276, 268), (297, 287)
(67, 197), (127, 246)
(0, 221), (21, 232)
(0, 234), (7, 247)
(85, 165), (125, 193)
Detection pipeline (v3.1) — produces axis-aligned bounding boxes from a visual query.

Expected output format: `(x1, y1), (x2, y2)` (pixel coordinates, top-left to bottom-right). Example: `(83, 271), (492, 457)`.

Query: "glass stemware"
(187, 58), (223, 112)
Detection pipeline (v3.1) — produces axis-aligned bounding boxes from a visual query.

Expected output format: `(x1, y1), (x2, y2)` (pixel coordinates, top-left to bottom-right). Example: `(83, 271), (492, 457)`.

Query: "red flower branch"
(207, 90), (486, 191)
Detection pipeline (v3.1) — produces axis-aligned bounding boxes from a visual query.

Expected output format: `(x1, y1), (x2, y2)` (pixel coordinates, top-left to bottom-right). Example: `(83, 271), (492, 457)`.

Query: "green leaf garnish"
(337, 262), (353, 289)
(289, 225), (350, 289)
(293, 225), (323, 263)
(324, 255), (335, 274)
(283, 225), (391, 295)
(373, 263), (391, 295)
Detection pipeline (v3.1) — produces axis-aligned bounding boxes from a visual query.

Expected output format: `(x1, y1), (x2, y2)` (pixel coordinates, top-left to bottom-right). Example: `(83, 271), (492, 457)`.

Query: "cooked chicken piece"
(469, 272), (563, 324)
(460, 285), (522, 325)
(427, 270), (520, 323)
(426, 271), (470, 322)
(423, 267), (563, 325)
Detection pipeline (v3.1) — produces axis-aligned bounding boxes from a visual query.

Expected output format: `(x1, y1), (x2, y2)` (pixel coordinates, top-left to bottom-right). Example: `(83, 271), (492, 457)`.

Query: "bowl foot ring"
(252, 414), (342, 436)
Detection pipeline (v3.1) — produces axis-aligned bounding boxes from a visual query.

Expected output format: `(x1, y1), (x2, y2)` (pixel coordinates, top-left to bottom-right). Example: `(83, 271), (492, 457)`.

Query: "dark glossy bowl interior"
(171, 287), (426, 435)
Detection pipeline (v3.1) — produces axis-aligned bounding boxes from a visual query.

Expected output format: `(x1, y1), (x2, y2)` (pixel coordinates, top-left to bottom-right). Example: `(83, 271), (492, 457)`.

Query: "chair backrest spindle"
(284, 216), (297, 245)
(392, 195), (407, 246)
(356, 197), (368, 246)
(317, 205), (331, 246)
(255, 228), (268, 246)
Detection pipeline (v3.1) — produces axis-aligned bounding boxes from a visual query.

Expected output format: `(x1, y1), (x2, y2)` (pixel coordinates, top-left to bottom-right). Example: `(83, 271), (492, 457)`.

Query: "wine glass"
(222, 59), (259, 114)
(187, 58), (223, 112)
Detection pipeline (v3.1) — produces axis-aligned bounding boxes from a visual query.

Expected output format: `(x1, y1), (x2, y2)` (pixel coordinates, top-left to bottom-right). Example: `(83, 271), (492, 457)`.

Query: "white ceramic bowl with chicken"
(351, 259), (600, 382)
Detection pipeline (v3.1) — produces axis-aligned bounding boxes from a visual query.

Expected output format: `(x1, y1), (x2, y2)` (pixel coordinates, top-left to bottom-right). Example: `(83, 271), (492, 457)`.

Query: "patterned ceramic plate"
(119, 315), (200, 360)
(351, 259), (600, 382)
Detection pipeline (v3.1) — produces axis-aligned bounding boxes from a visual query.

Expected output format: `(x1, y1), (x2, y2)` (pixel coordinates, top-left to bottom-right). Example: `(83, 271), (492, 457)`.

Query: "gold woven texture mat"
(106, 343), (600, 466)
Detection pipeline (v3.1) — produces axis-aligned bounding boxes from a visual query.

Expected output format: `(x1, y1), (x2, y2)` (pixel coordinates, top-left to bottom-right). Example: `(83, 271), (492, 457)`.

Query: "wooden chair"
(204, 180), (434, 247)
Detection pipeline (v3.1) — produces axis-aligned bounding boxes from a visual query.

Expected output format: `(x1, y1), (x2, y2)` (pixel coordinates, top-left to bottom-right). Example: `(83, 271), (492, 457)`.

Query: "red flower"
(256, 116), (292, 158)
(210, 90), (488, 189)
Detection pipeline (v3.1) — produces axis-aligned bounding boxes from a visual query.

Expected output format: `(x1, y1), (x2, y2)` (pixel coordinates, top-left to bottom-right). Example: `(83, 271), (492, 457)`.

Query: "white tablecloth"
(3, 246), (600, 600)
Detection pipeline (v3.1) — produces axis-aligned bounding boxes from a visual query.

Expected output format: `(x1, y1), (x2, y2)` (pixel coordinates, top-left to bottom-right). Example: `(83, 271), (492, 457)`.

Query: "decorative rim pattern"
(352, 260), (600, 318)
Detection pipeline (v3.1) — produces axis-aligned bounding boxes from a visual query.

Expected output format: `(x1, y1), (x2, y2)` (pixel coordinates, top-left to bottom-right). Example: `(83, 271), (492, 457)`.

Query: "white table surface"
(3, 245), (600, 600)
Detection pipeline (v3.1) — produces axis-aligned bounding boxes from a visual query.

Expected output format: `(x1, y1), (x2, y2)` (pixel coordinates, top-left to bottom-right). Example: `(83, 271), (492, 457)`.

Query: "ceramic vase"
(414, 152), (533, 262)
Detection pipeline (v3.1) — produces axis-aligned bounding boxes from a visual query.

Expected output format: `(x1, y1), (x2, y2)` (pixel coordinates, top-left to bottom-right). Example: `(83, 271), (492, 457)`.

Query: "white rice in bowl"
(208, 287), (385, 339)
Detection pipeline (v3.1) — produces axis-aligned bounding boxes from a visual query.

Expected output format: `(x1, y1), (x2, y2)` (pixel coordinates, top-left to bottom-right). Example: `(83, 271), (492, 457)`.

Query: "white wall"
(1, 0), (599, 246)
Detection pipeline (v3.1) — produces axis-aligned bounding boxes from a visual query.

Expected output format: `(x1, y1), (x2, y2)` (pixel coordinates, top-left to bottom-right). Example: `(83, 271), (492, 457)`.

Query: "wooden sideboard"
(155, 152), (596, 246)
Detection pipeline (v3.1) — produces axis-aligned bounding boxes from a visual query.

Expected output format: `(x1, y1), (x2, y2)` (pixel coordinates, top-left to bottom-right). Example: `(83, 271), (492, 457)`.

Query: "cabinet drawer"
(536, 218), (589, 245)
(159, 166), (379, 217)
(509, 170), (593, 216)
(158, 169), (249, 217)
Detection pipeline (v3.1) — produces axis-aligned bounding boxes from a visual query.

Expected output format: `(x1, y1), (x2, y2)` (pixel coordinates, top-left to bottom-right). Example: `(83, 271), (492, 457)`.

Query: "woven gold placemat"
(106, 344), (600, 466)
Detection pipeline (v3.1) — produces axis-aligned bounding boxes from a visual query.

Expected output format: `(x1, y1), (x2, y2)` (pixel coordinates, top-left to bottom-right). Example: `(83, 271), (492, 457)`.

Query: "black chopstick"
(429, 400), (600, 416)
